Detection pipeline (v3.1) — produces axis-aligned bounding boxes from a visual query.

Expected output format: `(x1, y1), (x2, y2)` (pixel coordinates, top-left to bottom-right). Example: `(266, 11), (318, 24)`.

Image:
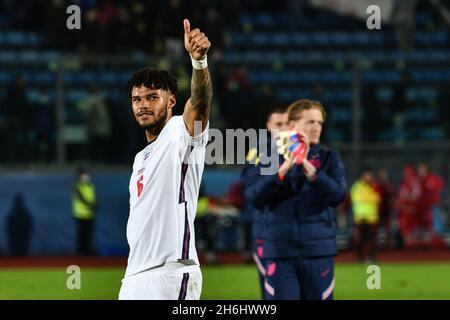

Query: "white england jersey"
(124, 116), (209, 278)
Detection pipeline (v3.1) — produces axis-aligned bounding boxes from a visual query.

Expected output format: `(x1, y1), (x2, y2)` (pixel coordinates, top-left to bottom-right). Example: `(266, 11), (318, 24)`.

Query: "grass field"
(0, 262), (449, 300)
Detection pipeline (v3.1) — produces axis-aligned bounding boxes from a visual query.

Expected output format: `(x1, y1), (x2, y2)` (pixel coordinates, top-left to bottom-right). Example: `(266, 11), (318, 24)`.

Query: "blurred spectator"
(208, 180), (244, 236)
(105, 97), (131, 163)
(222, 65), (254, 129)
(0, 99), (6, 161)
(351, 168), (380, 262)
(195, 180), (246, 263)
(202, 6), (224, 57)
(160, 0), (187, 59)
(438, 82), (450, 139)
(212, 62), (229, 129)
(43, 0), (70, 50)
(393, 0), (418, 52)
(373, 168), (395, 249)
(395, 165), (422, 249)
(6, 193), (33, 256)
(209, 181), (245, 212)
(78, 5), (102, 53)
(253, 84), (280, 129)
(72, 168), (97, 256)
(4, 75), (33, 164)
(338, 193), (352, 231)
(34, 89), (56, 163)
(215, 0), (241, 31)
(82, 85), (112, 163)
(362, 84), (383, 142)
(98, 0), (120, 52)
(1, 0), (44, 30)
(417, 162), (445, 244)
(391, 71), (412, 143)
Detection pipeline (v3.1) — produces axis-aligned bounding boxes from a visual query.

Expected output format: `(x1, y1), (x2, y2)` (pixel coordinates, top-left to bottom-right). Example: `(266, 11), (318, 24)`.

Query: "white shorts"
(118, 263), (202, 300)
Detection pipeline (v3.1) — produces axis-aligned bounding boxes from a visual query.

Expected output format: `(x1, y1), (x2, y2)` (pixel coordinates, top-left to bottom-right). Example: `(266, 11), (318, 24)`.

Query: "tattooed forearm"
(190, 68), (212, 115)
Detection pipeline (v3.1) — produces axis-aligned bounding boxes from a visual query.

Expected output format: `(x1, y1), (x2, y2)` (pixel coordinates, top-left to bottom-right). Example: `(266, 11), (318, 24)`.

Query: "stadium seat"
(0, 71), (12, 84)
(0, 50), (15, 62)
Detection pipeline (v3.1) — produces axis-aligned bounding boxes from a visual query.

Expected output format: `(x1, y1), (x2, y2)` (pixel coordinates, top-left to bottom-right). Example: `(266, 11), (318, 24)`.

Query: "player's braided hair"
(126, 68), (178, 97)
(287, 99), (327, 123)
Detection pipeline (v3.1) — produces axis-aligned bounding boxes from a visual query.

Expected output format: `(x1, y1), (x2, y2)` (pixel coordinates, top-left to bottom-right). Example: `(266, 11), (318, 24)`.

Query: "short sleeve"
(177, 116), (209, 148)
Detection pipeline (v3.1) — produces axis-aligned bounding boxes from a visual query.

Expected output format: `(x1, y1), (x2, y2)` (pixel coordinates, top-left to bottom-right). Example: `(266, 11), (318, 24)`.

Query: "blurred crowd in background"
(1, 0), (450, 257)
(345, 162), (446, 262)
(1, 0), (450, 165)
(192, 161), (447, 263)
(0, 0), (235, 54)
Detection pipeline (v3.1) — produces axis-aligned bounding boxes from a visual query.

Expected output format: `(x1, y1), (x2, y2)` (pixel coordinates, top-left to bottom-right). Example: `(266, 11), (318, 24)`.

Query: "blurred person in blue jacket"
(242, 105), (289, 298)
(243, 99), (346, 300)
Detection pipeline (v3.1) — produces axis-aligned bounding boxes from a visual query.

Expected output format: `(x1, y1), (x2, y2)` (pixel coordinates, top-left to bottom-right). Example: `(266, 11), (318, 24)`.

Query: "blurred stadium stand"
(1, 0), (450, 256)
(0, 169), (242, 256)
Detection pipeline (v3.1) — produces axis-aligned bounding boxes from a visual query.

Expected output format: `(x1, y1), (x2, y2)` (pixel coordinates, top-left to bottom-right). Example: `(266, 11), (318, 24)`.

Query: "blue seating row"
(0, 31), (44, 46)
(238, 12), (433, 29)
(0, 71), (133, 85)
(231, 31), (447, 47)
(222, 49), (450, 64)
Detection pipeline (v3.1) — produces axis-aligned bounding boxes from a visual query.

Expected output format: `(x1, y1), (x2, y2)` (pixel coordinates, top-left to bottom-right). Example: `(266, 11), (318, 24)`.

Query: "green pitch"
(0, 262), (449, 300)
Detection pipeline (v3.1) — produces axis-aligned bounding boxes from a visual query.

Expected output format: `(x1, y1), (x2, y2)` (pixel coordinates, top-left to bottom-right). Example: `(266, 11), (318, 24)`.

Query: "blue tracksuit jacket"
(242, 140), (346, 258)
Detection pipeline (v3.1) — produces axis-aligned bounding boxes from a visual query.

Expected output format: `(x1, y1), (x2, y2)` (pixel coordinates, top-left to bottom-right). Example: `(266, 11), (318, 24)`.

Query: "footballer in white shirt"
(118, 19), (212, 300)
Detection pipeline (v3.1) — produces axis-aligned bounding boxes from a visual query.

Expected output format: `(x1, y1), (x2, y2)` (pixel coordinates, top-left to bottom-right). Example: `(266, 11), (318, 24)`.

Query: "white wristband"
(191, 55), (208, 70)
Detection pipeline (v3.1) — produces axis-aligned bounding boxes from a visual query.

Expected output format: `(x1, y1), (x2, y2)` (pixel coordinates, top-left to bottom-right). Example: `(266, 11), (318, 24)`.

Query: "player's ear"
(168, 94), (176, 109)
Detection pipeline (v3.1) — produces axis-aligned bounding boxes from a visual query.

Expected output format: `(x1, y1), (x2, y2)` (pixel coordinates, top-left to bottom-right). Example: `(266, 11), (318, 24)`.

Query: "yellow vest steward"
(351, 180), (380, 225)
(196, 196), (210, 218)
(72, 182), (96, 220)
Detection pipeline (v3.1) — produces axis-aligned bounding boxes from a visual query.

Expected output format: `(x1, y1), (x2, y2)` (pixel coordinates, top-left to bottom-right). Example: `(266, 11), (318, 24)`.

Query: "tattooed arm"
(182, 19), (213, 135)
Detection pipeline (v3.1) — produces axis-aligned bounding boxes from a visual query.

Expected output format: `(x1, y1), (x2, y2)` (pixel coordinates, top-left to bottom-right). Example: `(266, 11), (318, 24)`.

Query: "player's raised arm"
(182, 19), (212, 136)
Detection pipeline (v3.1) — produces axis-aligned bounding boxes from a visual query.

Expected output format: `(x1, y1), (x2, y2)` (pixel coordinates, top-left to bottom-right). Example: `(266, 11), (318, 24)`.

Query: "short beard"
(138, 107), (168, 136)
